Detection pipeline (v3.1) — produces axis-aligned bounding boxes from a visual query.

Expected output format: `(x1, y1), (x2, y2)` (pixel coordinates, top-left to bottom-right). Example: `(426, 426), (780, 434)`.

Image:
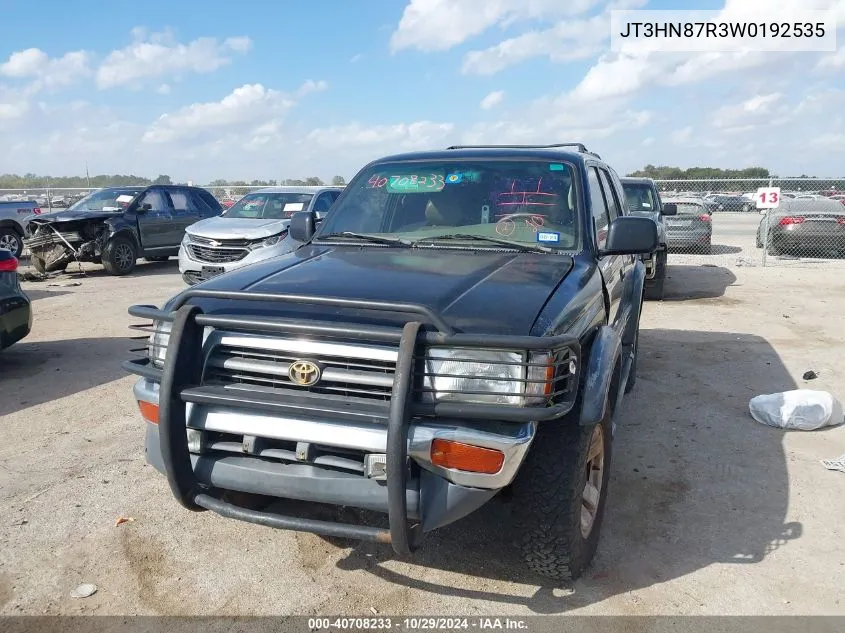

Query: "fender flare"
(622, 258), (647, 346)
(0, 219), (24, 235)
(579, 325), (622, 427)
(105, 225), (141, 251)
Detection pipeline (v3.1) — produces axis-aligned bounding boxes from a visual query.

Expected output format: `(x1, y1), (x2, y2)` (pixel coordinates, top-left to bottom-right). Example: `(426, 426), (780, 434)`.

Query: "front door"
(136, 188), (176, 249)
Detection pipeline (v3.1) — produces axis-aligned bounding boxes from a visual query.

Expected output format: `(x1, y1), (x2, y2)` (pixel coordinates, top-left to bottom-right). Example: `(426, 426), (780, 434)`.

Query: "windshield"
(316, 160), (579, 249)
(623, 183), (659, 212)
(67, 188), (142, 212)
(224, 192), (314, 219)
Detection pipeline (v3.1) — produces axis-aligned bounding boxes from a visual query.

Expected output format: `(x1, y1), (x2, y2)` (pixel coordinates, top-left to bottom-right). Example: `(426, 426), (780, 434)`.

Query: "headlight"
(420, 348), (561, 406)
(247, 231), (287, 251)
(181, 233), (191, 246)
(148, 320), (172, 368)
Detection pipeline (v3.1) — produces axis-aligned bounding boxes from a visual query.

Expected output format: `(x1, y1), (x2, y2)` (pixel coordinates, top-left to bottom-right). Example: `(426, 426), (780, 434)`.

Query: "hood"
(181, 245), (574, 335)
(186, 216), (290, 240)
(29, 209), (120, 223)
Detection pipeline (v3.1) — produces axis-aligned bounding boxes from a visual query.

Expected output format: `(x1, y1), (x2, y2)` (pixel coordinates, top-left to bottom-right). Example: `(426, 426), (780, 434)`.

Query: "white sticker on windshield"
(284, 202), (304, 212)
(116, 195), (134, 203)
(103, 206), (120, 211)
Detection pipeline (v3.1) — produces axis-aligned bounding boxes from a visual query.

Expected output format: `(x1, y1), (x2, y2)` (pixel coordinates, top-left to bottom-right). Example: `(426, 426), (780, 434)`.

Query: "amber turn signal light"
(138, 400), (159, 424)
(430, 439), (504, 474)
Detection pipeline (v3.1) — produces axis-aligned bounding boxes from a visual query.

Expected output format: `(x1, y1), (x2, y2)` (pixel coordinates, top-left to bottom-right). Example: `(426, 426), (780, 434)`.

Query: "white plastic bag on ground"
(749, 390), (844, 430)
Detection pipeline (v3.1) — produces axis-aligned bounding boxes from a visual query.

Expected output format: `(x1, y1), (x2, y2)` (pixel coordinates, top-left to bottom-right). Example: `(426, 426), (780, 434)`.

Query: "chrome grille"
(203, 334), (398, 401)
(186, 243), (249, 263)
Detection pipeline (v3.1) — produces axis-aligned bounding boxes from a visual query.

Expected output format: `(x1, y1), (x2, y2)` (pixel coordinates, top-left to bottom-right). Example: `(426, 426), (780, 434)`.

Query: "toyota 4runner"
(124, 143), (658, 580)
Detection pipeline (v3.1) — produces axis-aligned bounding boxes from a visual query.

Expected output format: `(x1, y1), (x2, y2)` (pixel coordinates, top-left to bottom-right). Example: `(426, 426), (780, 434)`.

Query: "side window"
(312, 193), (334, 214)
(329, 190), (342, 202)
(136, 189), (169, 213)
(190, 191), (217, 216)
(598, 170), (622, 221)
(198, 189), (223, 213)
(169, 189), (198, 216)
(587, 167), (611, 248)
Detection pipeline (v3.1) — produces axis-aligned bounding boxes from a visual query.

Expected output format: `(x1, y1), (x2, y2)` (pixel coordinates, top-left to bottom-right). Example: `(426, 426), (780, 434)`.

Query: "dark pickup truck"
(25, 185), (223, 275)
(620, 177), (677, 300)
(125, 143), (658, 580)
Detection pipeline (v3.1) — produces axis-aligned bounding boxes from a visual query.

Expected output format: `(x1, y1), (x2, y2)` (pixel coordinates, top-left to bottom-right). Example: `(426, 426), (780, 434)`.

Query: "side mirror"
(601, 216), (658, 256)
(662, 202), (678, 216)
(289, 210), (316, 242)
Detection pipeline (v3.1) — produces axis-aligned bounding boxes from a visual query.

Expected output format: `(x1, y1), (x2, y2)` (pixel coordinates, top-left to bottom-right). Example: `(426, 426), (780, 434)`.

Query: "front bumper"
(178, 237), (298, 284)
(124, 292), (580, 554)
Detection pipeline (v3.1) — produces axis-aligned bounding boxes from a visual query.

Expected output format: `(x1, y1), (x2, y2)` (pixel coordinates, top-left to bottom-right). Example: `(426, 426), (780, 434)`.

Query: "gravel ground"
(1, 253), (844, 617)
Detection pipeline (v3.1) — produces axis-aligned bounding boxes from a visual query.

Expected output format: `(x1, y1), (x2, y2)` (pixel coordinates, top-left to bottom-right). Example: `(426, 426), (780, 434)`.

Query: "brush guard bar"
(123, 289), (580, 555)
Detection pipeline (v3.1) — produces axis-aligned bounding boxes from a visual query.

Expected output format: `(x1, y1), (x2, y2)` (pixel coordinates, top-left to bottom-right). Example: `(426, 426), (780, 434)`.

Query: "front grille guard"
(122, 289), (580, 555)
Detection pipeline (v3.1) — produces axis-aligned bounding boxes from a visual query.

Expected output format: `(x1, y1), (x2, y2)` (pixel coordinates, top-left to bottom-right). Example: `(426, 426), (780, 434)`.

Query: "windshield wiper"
(413, 233), (553, 253)
(316, 231), (412, 246)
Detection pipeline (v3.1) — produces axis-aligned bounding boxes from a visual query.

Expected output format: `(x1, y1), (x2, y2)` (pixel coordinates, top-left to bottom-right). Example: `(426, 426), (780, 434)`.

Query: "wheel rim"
(115, 243), (133, 271)
(0, 233), (20, 254)
(580, 424), (605, 539)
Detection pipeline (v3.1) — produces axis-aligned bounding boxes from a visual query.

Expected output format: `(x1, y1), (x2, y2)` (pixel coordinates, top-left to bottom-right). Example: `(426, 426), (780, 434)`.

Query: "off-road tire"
(0, 228), (23, 258)
(145, 255), (170, 262)
(511, 393), (615, 580)
(643, 250), (666, 301)
(102, 236), (137, 276)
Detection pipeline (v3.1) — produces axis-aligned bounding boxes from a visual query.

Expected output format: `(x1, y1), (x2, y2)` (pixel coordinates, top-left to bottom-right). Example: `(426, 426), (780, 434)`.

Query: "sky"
(1, 0), (844, 183)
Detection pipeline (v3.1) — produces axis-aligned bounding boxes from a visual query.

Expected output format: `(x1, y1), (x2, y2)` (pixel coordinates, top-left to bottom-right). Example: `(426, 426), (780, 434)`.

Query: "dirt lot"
(1, 257), (844, 616)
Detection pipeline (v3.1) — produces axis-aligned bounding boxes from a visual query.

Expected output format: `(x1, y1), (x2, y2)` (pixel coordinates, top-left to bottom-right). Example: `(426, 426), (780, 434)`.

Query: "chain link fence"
(652, 178), (845, 268)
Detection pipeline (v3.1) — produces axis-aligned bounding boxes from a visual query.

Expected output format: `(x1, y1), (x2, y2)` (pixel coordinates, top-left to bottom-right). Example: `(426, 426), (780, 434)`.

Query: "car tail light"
(698, 214), (711, 222)
(33, 207), (42, 214)
(778, 216), (806, 226)
(836, 218), (845, 226)
(0, 256), (19, 272)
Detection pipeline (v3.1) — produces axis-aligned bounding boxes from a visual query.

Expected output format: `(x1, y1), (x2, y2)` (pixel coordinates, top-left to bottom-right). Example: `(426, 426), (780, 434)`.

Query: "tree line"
(0, 173), (347, 189)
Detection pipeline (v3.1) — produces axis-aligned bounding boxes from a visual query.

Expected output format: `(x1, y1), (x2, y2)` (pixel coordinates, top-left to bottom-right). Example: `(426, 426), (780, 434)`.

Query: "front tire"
(0, 228), (23, 258)
(643, 250), (666, 301)
(511, 401), (614, 580)
(102, 236), (137, 276)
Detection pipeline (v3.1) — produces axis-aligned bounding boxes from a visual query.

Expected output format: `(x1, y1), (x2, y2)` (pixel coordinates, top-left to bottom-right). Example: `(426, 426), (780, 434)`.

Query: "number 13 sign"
(756, 187), (781, 209)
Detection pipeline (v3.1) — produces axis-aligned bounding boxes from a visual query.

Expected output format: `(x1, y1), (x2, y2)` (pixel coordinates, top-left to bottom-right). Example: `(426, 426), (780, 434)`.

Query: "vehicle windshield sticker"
(481, 204), (490, 223)
(537, 231), (560, 243)
(102, 206), (120, 211)
(284, 202), (304, 212)
(446, 173), (463, 184)
(383, 174), (446, 193)
(549, 163), (565, 171)
(116, 195), (134, 203)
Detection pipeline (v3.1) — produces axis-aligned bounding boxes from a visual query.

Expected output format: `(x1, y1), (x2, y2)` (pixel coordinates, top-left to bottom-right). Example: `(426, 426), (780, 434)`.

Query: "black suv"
(125, 144), (658, 580)
(25, 185), (223, 275)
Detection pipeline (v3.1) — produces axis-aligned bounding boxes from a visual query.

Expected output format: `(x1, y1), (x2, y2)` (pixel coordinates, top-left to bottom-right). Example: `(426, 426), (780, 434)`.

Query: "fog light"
(186, 428), (205, 454)
(430, 439), (504, 474)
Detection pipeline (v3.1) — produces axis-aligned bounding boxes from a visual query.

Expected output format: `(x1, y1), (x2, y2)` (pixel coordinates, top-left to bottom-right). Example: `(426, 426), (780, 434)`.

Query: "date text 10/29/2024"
(308, 617), (530, 630)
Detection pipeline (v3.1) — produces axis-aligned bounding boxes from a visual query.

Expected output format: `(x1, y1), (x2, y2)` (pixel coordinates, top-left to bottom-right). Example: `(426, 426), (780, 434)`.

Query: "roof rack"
(445, 143), (601, 159)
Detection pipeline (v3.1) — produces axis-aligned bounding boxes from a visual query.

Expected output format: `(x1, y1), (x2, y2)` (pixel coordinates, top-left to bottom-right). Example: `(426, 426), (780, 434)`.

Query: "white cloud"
(307, 121), (454, 149)
(480, 90), (504, 110)
(97, 29), (253, 89)
(156, 83), (171, 95)
(712, 93), (790, 131)
(350, 53), (364, 63)
(296, 79), (328, 97)
(641, 137), (654, 147)
(0, 100), (29, 120)
(389, 0), (600, 52)
(0, 48), (91, 92)
(461, 0), (646, 75)
(142, 83), (295, 144)
(670, 127), (693, 144)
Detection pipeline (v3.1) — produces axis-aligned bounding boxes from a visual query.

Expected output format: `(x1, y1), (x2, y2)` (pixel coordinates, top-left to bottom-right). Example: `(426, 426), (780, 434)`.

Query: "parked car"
(661, 197), (713, 253)
(178, 186), (343, 285)
(24, 185), (223, 276)
(0, 249), (31, 350)
(756, 197), (845, 256)
(0, 200), (42, 257)
(125, 142), (658, 580)
(621, 177), (677, 300)
(704, 194), (753, 212)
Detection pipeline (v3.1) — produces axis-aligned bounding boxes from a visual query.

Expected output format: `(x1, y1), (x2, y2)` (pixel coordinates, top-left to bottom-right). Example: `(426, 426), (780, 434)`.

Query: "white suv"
(178, 186), (343, 285)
